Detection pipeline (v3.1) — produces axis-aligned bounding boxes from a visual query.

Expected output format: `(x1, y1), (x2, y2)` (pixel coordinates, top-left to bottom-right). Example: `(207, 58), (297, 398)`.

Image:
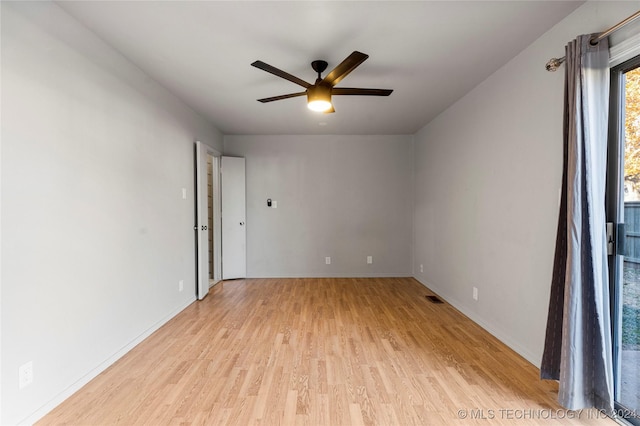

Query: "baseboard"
(412, 275), (542, 368)
(246, 272), (413, 279)
(21, 297), (197, 425)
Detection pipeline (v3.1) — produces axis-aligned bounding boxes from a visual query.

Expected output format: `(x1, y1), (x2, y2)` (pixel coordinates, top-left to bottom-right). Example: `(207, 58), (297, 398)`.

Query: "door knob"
(240, 222), (245, 226)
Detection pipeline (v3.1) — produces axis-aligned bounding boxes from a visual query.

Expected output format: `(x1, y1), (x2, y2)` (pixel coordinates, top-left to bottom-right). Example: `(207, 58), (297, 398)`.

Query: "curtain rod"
(545, 9), (640, 72)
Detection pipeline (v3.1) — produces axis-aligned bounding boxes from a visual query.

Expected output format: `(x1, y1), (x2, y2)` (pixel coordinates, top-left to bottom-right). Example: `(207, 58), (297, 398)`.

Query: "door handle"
(240, 222), (245, 226)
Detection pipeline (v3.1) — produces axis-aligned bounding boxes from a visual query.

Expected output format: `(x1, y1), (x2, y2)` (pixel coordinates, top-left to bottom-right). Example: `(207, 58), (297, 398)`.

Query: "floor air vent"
(425, 295), (444, 304)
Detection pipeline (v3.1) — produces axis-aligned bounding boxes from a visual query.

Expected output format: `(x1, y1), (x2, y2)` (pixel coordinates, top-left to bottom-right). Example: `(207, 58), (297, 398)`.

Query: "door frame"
(606, 55), (640, 425)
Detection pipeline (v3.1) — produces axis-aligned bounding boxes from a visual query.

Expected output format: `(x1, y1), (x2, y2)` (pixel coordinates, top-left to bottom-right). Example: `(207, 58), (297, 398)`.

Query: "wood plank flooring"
(38, 278), (613, 425)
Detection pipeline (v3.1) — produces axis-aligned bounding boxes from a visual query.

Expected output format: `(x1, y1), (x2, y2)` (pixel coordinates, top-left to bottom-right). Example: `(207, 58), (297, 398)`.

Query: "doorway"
(207, 154), (218, 286)
(195, 141), (221, 299)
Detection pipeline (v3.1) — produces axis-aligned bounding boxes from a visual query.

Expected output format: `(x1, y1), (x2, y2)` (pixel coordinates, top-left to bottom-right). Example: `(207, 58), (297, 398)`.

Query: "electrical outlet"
(367, 256), (373, 264)
(179, 280), (184, 292)
(473, 287), (478, 301)
(182, 188), (187, 199)
(19, 361), (33, 389)
(420, 264), (424, 273)
(325, 257), (331, 265)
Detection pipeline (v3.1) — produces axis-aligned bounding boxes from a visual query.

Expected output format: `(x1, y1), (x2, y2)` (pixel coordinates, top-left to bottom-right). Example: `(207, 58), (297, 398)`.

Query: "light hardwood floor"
(38, 278), (613, 425)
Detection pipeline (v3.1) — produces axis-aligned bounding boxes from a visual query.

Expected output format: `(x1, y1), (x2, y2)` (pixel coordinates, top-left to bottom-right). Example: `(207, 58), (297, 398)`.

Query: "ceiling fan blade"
(321, 51), (369, 87)
(251, 61), (311, 89)
(257, 92), (307, 103)
(332, 88), (393, 96)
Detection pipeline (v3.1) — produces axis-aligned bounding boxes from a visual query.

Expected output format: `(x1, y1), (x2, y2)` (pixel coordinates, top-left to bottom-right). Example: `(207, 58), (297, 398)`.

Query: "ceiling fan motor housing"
(311, 60), (328, 76)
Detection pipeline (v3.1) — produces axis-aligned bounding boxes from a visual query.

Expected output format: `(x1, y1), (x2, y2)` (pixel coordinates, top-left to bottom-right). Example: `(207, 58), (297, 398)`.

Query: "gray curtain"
(540, 34), (613, 412)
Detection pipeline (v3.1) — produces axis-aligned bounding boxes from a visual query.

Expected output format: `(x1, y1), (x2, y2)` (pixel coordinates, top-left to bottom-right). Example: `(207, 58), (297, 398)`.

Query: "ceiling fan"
(251, 51), (393, 113)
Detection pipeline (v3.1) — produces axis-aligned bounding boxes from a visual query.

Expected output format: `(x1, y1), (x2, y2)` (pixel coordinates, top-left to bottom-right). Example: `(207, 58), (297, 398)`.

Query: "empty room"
(2, 1), (640, 425)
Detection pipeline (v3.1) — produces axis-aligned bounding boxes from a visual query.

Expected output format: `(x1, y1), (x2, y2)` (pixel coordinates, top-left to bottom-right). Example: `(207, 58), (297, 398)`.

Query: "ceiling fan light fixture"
(307, 85), (332, 112)
(308, 99), (332, 112)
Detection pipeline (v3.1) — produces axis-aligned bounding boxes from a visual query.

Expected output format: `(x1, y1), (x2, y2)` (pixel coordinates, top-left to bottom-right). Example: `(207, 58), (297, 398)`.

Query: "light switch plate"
(19, 361), (33, 389)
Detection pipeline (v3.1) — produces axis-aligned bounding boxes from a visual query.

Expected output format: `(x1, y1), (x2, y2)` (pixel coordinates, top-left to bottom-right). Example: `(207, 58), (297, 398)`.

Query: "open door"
(195, 141), (221, 299)
(221, 156), (246, 279)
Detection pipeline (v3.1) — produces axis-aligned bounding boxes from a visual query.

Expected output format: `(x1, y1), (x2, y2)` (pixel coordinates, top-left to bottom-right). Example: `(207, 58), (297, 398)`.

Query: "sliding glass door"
(608, 56), (640, 425)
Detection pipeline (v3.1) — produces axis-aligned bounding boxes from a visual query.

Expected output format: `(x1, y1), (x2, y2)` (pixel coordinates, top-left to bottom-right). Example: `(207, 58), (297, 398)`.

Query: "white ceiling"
(57, 1), (583, 135)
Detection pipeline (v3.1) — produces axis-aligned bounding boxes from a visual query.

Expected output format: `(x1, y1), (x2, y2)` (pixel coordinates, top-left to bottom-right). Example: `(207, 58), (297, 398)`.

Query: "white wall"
(412, 1), (640, 366)
(0, 2), (222, 424)
(224, 135), (413, 278)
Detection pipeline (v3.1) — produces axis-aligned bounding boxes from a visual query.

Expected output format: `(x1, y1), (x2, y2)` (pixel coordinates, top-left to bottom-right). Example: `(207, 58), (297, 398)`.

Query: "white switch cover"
(367, 256), (373, 264)
(273, 200), (277, 208)
(19, 361), (33, 389)
(182, 188), (187, 199)
(325, 257), (331, 265)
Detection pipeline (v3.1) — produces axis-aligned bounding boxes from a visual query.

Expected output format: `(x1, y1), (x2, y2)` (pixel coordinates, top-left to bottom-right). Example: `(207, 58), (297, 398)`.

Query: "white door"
(221, 156), (246, 279)
(195, 141), (210, 299)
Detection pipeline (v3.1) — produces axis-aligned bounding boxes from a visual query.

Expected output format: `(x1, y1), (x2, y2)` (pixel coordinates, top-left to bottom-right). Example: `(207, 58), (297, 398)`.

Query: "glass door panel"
(612, 62), (640, 423)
